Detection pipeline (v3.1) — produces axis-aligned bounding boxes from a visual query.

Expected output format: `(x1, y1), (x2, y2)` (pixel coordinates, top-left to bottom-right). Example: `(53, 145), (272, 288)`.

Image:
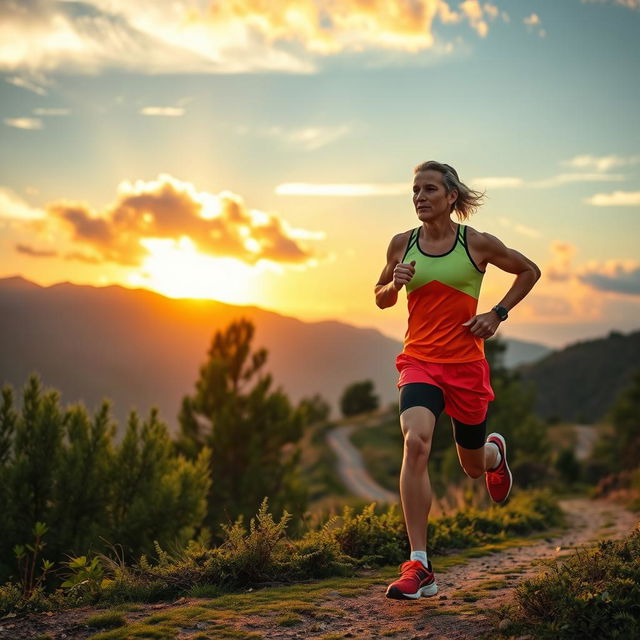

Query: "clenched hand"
(462, 311), (501, 339)
(393, 260), (416, 290)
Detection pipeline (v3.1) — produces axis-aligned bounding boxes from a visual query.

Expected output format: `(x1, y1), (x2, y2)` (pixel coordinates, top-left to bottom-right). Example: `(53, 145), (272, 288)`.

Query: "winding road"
(326, 416), (399, 504)
(327, 418), (600, 504)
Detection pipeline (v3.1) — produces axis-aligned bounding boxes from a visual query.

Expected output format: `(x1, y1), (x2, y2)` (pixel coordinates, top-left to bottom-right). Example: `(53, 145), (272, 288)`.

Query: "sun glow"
(129, 237), (254, 304)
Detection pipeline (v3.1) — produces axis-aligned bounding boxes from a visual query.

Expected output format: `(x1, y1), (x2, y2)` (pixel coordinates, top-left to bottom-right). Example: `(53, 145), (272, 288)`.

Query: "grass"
(84, 612), (127, 628)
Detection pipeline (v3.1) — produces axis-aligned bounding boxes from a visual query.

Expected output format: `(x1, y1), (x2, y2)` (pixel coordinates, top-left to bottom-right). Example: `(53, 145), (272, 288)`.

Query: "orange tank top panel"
(402, 224), (485, 363)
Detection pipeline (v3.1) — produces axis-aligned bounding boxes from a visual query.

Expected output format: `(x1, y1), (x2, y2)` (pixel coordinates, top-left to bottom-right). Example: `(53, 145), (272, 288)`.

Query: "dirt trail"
(2, 499), (636, 640)
(235, 497), (637, 640)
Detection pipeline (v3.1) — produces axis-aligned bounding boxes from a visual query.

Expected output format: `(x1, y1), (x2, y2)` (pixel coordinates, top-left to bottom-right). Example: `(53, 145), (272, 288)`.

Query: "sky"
(1, 0), (639, 348)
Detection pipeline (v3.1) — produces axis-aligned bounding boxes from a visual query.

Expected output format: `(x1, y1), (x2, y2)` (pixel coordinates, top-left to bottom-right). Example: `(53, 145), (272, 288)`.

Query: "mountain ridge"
(1, 276), (551, 432)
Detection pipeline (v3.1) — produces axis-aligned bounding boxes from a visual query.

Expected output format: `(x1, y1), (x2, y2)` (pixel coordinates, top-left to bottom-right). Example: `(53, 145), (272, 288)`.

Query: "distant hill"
(0, 276), (550, 433)
(501, 336), (550, 369)
(518, 330), (640, 423)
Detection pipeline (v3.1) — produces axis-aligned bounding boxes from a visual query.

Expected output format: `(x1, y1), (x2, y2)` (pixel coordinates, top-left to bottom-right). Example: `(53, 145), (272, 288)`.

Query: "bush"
(428, 490), (563, 552)
(0, 491), (563, 615)
(331, 503), (406, 566)
(510, 526), (640, 639)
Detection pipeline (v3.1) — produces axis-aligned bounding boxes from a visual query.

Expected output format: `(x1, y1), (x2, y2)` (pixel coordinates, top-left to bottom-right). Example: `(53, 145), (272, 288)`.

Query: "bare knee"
(403, 432), (432, 464)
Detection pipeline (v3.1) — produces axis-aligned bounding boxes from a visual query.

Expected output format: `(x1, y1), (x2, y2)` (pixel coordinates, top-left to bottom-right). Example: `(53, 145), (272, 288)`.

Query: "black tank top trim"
(462, 225), (485, 274)
(416, 223), (460, 258)
(401, 228), (419, 262)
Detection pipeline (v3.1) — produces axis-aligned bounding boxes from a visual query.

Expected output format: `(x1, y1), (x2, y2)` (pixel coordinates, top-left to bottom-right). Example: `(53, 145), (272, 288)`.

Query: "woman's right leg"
(399, 406), (437, 552)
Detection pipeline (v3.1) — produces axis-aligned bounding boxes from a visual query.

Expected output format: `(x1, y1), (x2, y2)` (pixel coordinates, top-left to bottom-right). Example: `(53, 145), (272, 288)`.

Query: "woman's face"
(412, 170), (457, 221)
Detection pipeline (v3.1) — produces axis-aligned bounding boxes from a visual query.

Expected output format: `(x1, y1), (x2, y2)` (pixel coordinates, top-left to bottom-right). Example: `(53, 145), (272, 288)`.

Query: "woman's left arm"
(463, 232), (541, 339)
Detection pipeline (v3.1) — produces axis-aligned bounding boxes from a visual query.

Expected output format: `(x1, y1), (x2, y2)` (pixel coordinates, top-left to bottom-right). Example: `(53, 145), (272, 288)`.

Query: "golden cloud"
(546, 242), (576, 282)
(47, 175), (320, 267)
(585, 191), (640, 206)
(579, 260), (640, 296)
(15, 243), (57, 258)
(0, 0), (504, 74)
(206, 0), (445, 53)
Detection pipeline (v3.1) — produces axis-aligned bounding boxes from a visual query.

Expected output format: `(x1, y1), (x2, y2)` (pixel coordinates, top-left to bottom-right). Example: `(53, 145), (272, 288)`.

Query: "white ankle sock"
(410, 550), (428, 568)
(487, 442), (502, 470)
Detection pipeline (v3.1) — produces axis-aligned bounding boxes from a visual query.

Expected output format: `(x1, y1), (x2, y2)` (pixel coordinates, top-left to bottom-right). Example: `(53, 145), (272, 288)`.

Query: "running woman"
(375, 161), (541, 600)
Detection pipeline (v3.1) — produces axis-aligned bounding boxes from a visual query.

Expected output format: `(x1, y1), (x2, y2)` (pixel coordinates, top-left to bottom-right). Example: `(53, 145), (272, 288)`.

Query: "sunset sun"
(129, 236), (255, 304)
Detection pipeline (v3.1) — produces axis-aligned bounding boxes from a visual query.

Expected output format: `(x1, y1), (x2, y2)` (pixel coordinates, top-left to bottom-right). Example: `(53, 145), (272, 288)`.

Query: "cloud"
(5, 75), (48, 95)
(15, 243), (57, 258)
(582, 0), (640, 9)
(256, 124), (351, 150)
(0, 0), (510, 75)
(546, 242), (576, 282)
(32, 108), (70, 116)
(472, 172), (626, 190)
(523, 294), (574, 318)
(544, 243), (640, 298)
(458, 0), (489, 37)
(63, 250), (102, 264)
(513, 224), (542, 239)
(523, 12), (545, 37)
(531, 173), (626, 188)
(585, 191), (640, 206)
(0, 187), (46, 220)
(46, 174), (320, 266)
(139, 107), (185, 117)
(497, 217), (542, 238)
(472, 177), (524, 189)
(579, 260), (640, 296)
(562, 153), (640, 172)
(276, 182), (409, 196)
(4, 117), (43, 130)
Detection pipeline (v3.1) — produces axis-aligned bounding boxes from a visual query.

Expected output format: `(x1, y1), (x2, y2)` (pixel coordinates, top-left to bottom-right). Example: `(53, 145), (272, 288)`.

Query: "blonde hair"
(414, 161), (485, 220)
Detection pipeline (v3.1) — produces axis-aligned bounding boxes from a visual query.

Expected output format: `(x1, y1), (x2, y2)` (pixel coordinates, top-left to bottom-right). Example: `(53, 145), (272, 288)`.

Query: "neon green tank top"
(401, 224), (486, 362)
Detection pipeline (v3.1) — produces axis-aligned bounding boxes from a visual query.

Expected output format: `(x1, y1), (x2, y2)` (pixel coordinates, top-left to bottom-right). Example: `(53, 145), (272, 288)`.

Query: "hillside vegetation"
(519, 329), (640, 423)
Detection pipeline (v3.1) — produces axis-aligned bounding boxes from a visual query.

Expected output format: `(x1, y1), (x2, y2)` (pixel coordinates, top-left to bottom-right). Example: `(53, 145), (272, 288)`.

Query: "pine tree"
(49, 402), (115, 557)
(0, 375), (211, 580)
(178, 318), (307, 538)
(108, 408), (210, 555)
(9, 376), (64, 545)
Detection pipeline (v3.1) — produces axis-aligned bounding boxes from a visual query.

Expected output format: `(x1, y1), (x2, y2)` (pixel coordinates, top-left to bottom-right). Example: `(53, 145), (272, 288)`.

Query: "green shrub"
(0, 491), (563, 614)
(428, 491), (563, 553)
(330, 503), (407, 566)
(0, 582), (65, 616)
(510, 526), (640, 639)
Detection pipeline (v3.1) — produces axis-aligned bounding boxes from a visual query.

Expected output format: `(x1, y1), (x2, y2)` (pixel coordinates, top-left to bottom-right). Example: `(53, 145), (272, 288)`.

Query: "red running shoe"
(485, 432), (512, 504)
(385, 560), (438, 600)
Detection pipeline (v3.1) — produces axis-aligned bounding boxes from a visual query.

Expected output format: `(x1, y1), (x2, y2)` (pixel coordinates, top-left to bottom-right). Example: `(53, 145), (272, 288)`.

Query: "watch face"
(494, 305), (508, 320)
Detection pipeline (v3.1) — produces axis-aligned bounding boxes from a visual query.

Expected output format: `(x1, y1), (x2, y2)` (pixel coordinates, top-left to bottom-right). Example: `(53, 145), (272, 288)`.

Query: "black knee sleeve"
(451, 417), (487, 450)
(399, 383), (445, 419)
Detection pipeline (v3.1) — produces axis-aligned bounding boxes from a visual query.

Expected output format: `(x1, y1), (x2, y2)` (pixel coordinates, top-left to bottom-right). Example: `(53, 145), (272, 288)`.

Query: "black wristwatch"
(492, 305), (509, 321)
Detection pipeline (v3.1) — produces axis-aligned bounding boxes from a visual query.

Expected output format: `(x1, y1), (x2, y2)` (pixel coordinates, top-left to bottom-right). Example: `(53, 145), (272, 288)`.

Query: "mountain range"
(0, 276), (550, 432)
